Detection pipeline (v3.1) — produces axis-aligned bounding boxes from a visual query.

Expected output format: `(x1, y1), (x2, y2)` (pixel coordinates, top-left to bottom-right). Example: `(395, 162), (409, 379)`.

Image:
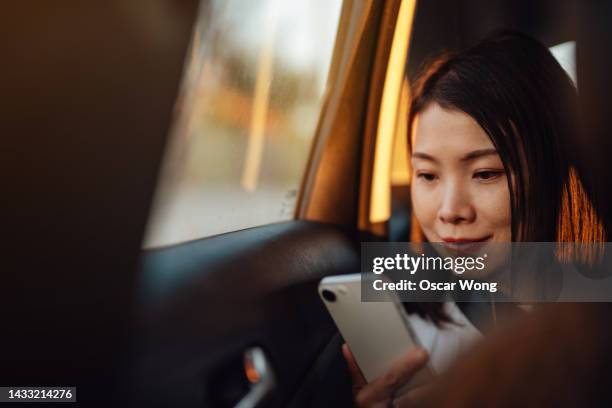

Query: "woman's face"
(410, 103), (512, 248)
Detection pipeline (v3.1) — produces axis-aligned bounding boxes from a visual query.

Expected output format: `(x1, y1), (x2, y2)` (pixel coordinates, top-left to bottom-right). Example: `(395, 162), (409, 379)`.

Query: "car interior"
(3, 0), (611, 407)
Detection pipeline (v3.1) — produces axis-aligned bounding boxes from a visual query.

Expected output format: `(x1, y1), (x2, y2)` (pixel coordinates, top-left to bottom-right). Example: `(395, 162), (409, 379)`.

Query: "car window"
(143, 0), (343, 248)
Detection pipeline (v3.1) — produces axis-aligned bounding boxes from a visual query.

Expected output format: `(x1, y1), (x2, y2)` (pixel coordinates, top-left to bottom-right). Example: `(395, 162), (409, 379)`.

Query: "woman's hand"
(342, 343), (429, 407)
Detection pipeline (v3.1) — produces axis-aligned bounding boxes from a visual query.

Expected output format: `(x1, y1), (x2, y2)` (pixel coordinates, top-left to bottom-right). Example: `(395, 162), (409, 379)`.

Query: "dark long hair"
(405, 30), (605, 324)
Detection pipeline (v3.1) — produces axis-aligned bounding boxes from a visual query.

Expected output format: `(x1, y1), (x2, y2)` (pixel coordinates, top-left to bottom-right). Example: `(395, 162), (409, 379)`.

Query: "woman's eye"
(473, 170), (503, 181)
(417, 172), (437, 182)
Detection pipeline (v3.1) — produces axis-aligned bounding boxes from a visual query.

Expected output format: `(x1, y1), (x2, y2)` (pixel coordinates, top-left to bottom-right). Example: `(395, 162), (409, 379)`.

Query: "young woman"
(343, 30), (605, 407)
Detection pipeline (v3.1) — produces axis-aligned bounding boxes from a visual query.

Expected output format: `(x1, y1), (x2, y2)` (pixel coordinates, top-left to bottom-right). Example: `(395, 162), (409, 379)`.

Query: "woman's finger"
(393, 381), (437, 407)
(356, 348), (429, 406)
(342, 343), (367, 388)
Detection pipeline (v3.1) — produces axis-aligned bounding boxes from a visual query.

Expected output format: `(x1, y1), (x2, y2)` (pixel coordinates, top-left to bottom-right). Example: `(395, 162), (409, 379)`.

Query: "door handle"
(235, 347), (275, 408)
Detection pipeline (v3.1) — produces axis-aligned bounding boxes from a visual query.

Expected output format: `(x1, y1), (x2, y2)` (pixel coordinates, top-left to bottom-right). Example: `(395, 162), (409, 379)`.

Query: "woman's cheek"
(477, 182), (511, 229)
(411, 184), (436, 236)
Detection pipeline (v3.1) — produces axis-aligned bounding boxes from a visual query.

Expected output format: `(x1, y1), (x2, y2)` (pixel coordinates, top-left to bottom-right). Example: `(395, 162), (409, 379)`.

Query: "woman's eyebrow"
(411, 152), (438, 163)
(411, 149), (498, 162)
(461, 148), (498, 161)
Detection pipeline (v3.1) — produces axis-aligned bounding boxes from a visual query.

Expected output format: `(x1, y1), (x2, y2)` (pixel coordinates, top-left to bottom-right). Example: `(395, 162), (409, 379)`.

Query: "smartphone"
(319, 273), (435, 390)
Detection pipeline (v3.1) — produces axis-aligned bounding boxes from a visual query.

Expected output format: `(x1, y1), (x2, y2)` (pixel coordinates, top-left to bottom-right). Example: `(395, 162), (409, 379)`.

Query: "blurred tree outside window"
(144, 0), (343, 247)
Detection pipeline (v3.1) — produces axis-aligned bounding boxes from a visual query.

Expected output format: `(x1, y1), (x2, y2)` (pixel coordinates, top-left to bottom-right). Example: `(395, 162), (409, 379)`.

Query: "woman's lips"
(441, 236), (490, 243)
(439, 236), (492, 254)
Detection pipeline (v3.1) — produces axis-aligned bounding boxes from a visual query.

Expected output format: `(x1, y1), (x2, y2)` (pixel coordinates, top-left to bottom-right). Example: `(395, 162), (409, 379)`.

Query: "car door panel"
(132, 221), (361, 407)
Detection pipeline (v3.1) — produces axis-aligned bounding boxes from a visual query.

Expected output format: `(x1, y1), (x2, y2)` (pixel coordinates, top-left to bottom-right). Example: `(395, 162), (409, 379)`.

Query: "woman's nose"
(438, 184), (476, 224)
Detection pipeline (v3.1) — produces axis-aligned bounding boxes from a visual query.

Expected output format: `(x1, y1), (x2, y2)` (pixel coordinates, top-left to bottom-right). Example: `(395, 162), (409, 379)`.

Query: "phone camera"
(321, 289), (337, 302)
